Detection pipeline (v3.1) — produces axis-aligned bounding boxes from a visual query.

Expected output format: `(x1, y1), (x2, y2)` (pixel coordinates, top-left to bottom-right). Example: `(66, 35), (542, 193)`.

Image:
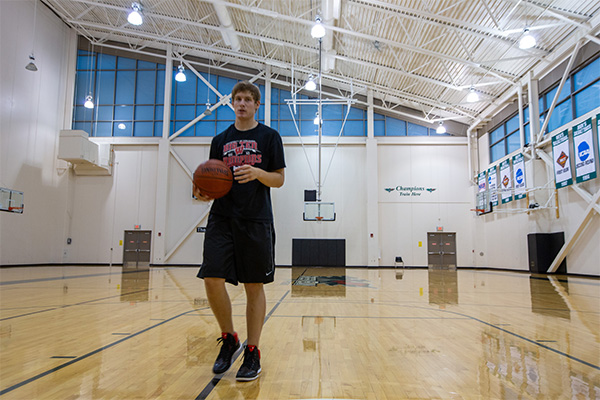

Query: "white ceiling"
(41, 0), (600, 133)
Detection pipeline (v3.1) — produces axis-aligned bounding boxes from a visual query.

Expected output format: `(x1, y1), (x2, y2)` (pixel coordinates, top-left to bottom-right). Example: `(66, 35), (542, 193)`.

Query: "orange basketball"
(193, 159), (233, 199)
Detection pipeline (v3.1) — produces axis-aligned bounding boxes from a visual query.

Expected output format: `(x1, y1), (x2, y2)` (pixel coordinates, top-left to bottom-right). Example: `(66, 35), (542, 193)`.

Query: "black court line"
(0, 289), (150, 321)
(0, 308), (203, 396)
(0, 269), (147, 286)
(194, 290), (290, 400)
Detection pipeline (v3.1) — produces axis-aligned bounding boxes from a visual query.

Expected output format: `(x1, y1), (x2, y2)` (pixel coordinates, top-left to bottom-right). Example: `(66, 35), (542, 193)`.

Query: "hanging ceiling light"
(466, 86), (479, 103)
(127, 2), (143, 26)
(436, 122), (446, 134)
(203, 103), (212, 116)
(305, 76), (317, 91)
(313, 114), (321, 125)
(25, 55), (38, 71)
(311, 16), (326, 39)
(519, 28), (536, 49)
(84, 94), (94, 109)
(175, 65), (186, 82)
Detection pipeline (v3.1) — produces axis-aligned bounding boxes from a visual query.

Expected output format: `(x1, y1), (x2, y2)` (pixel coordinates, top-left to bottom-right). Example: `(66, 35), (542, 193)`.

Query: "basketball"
(193, 159), (233, 199)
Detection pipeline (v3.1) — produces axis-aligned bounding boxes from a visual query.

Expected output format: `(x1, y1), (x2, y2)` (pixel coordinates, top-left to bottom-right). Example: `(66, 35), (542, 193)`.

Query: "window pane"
(137, 60), (156, 70)
(524, 123), (530, 145)
(97, 54), (116, 70)
(115, 71), (135, 104)
(387, 117), (406, 136)
(490, 141), (505, 162)
(574, 57), (600, 91)
(506, 115), (519, 134)
(77, 53), (95, 70)
(216, 120), (232, 134)
(218, 76), (237, 98)
(374, 120), (385, 136)
(300, 120), (317, 136)
(323, 120), (343, 136)
(217, 106), (235, 120)
(523, 107), (529, 124)
(113, 122), (132, 136)
(490, 126), (504, 143)
(96, 71), (115, 104)
(300, 104), (317, 121)
(323, 105), (342, 120)
(575, 82), (600, 117)
(174, 121), (194, 137)
(174, 105), (195, 121)
(155, 70), (165, 105)
(344, 120), (364, 136)
(174, 72), (196, 104)
(133, 122), (153, 137)
(74, 71), (93, 105)
(114, 105), (133, 121)
(135, 105), (154, 120)
(548, 99), (572, 132)
(73, 105), (93, 121)
(507, 131), (520, 154)
(154, 121), (163, 137)
(117, 57), (136, 69)
(95, 122), (112, 137)
(270, 104), (278, 120)
(196, 121), (215, 137)
(97, 106), (113, 121)
(279, 120), (296, 136)
(136, 71), (156, 104)
(407, 122), (428, 136)
(197, 105), (215, 121)
(345, 106), (364, 120)
(546, 78), (571, 106)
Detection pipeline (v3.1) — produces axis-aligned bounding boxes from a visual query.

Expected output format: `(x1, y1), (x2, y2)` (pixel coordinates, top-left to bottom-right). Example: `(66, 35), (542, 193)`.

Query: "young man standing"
(195, 81), (286, 381)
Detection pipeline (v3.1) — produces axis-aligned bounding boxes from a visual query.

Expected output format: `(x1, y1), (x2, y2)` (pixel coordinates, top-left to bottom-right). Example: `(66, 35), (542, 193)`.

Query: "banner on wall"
(478, 171), (487, 192)
(488, 166), (499, 206)
(597, 113), (600, 161)
(552, 129), (573, 189)
(499, 159), (513, 204)
(572, 118), (596, 183)
(512, 153), (526, 200)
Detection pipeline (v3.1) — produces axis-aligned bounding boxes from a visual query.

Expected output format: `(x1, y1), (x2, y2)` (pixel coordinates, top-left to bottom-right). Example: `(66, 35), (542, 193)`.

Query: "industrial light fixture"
(313, 114), (321, 125)
(311, 16), (326, 39)
(519, 28), (536, 49)
(127, 2), (143, 26)
(25, 55), (38, 71)
(305, 76), (317, 91)
(436, 122), (446, 134)
(175, 65), (186, 82)
(84, 95), (94, 109)
(466, 86), (479, 103)
(203, 103), (212, 116)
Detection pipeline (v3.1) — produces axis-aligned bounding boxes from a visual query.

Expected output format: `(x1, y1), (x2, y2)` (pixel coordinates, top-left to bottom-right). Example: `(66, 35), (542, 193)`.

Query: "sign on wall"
(552, 129), (573, 189)
(487, 166), (498, 207)
(478, 171), (487, 193)
(512, 153), (526, 200)
(499, 159), (512, 204)
(572, 118), (596, 183)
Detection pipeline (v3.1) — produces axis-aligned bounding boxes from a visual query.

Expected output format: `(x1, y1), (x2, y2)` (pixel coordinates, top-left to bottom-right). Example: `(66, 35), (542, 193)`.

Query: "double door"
(123, 230), (151, 268)
(427, 232), (456, 268)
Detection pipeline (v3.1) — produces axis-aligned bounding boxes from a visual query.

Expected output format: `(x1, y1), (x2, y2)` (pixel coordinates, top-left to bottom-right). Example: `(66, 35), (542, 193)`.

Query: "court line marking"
(194, 289), (290, 400)
(0, 289), (151, 321)
(0, 308), (203, 396)
(0, 269), (147, 286)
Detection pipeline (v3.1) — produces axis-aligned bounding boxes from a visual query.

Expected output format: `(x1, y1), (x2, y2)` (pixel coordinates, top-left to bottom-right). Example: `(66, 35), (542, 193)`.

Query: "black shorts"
(197, 213), (276, 285)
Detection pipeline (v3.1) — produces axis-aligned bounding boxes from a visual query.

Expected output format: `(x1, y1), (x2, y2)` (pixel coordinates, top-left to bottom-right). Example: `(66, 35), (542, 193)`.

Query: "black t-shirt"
(209, 123), (286, 221)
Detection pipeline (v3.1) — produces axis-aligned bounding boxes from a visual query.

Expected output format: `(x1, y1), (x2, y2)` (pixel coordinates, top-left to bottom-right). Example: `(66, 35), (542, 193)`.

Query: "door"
(427, 232), (457, 268)
(123, 230), (152, 268)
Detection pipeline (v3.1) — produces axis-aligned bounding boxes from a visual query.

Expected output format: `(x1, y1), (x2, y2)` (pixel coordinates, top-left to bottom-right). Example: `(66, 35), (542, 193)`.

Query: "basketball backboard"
(303, 202), (335, 221)
(475, 191), (492, 216)
(0, 187), (24, 213)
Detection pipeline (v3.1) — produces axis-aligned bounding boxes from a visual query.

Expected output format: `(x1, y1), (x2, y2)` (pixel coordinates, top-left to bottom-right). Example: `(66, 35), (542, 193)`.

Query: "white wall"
(0, 0), (76, 264)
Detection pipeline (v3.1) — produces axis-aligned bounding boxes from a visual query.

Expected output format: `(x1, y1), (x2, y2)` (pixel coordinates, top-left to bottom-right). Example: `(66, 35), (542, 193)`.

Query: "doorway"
(123, 230), (151, 268)
(427, 232), (457, 268)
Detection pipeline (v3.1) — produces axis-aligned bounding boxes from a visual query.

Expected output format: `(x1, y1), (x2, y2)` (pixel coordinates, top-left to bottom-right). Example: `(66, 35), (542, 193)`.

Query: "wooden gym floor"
(0, 265), (598, 399)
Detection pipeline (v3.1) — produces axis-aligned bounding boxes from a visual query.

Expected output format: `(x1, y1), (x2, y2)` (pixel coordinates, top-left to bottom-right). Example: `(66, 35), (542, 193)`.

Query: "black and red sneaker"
(212, 332), (241, 374)
(236, 345), (261, 381)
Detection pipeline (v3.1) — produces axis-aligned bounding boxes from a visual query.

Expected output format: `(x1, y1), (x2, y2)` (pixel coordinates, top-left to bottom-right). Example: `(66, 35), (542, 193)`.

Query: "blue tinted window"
(524, 124), (530, 145)
(507, 131), (520, 154)
(217, 106), (236, 120)
(77, 53), (95, 70)
(75, 70), (93, 105)
(323, 120), (343, 136)
(174, 105), (195, 121)
(117, 57), (136, 69)
(301, 121), (317, 136)
(490, 126), (504, 143)
(115, 71), (135, 104)
(407, 122), (428, 136)
(346, 106), (364, 120)
(300, 104), (318, 121)
(174, 73), (196, 104)
(96, 71), (115, 104)
(323, 105), (342, 120)
(387, 117), (406, 136)
(113, 122), (132, 136)
(196, 121), (215, 136)
(137, 60), (156, 70)
(95, 122), (112, 137)
(97, 54), (116, 69)
(575, 82), (600, 117)
(548, 99), (572, 132)
(574, 58), (600, 91)
(135, 105), (154, 120)
(136, 71), (156, 104)
(155, 70), (165, 105)
(134, 122), (154, 136)
(546, 79), (571, 107)
(506, 115), (519, 134)
(219, 76), (237, 97)
(174, 121), (194, 137)
(374, 119), (385, 136)
(97, 106), (113, 120)
(114, 105), (133, 121)
(344, 120), (364, 136)
(279, 120), (296, 136)
(523, 107), (529, 123)
(154, 121), (163, 137)
(490, 141), (505, 163)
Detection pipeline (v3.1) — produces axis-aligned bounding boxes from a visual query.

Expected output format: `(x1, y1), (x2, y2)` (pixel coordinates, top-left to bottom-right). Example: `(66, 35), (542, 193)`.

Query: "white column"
(153, 44), (173, 264)
(366, 89), (380, 266)
(264, 64), (271, 126)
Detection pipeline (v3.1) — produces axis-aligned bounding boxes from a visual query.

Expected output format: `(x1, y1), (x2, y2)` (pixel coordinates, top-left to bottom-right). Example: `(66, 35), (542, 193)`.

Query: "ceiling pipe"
(211, 0), (240, 51)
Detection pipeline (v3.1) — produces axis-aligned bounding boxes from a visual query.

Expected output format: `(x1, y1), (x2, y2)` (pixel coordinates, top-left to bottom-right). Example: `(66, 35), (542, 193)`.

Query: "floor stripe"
(0, 289), (150, 321)
(0, 269), (146, 286)
(0, 308), (202, 396)
(194, 289), (290, 400)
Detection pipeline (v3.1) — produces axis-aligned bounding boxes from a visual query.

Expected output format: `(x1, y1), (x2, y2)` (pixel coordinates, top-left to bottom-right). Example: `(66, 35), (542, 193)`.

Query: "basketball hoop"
(315, 216), (324, 222)
(8, 206), (24, 213)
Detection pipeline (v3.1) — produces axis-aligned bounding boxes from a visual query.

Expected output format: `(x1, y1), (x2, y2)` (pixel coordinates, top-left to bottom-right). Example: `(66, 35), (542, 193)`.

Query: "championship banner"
(512, 153), (526, 200)
(573, 118), (596, 183)
(478, 171), (487, 193)
(488, 166), (498, 206)
(552, 129), (573, 189)
(499, 159), (512, 204)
